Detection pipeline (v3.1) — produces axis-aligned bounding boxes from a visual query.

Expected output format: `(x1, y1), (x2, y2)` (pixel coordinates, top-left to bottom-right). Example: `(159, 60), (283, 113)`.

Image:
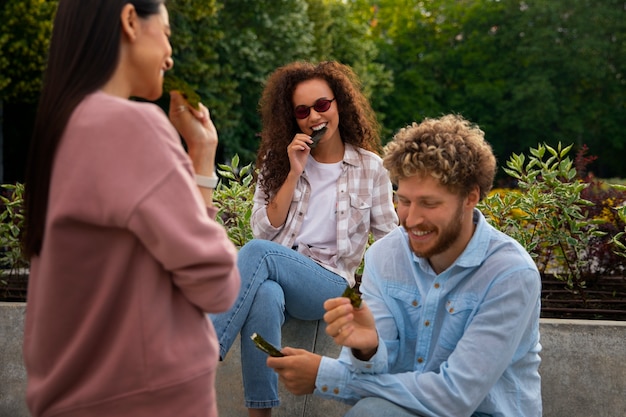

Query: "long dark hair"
(256, 61), (381, 198)
(23, 0), (164, 258)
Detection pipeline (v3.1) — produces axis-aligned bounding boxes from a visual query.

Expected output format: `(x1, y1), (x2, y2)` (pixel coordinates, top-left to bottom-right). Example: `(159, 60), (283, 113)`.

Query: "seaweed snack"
(341, 284), (362, 309)
(309, 126), (327, 149)
(250, 333), (284, 357)
(163, 73), (201, 110)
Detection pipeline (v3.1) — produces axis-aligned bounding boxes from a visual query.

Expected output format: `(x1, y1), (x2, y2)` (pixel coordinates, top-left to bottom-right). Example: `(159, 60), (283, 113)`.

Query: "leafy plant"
(213, 154), (255, 248)
(0, 183), (27, 270)
(611, 184), (626, 260)
(0, 183), (29, 300)
(478, 143), (606, 293)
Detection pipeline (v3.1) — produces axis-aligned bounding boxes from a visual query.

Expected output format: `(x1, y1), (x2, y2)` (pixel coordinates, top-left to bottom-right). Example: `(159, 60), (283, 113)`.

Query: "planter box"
(2, 303), (625, 417)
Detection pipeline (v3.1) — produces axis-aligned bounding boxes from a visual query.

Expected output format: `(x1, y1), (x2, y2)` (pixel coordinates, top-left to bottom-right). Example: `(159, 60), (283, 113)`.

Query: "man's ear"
(465, 186), (480, 208)
(120, 4), (139, 42)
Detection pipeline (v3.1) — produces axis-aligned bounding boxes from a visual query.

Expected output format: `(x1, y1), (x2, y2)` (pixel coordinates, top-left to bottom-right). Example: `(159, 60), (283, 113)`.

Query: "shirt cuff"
(347, 335), (387, 374)
(315, 356), (355, 402)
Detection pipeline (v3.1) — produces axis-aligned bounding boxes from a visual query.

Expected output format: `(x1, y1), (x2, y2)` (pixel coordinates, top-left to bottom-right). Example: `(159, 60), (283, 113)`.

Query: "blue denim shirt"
(315, 210), (542, 417)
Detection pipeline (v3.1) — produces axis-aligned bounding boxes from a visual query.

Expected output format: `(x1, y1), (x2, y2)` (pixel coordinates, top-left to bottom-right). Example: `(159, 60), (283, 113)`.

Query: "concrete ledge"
(538, 318), (626, 417)
(2, 303), (625, 417)
(0, 302), (28, 417)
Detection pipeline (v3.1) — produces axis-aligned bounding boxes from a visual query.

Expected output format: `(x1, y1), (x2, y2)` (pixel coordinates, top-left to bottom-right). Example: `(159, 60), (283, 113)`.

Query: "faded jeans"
(209, 239), (346, 409)
(345, 398), (422, 417)
(345, 397), (493, 417)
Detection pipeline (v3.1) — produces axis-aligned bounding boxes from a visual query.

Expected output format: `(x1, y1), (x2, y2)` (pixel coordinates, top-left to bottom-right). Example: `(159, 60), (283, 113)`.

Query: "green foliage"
(478, 143), (606, 291)
(0, 0), (57, 103)
(370, 0), (626, 178)
(0, 183), (28, 278)
(610, 184), (626, 260)
(213, 155), (255, 248)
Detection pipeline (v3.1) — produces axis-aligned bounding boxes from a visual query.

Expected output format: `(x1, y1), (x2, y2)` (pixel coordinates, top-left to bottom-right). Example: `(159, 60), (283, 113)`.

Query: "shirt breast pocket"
(347, 193), (371, 235)
(438, 295), (478, 350)
(387, 285), (422, 340)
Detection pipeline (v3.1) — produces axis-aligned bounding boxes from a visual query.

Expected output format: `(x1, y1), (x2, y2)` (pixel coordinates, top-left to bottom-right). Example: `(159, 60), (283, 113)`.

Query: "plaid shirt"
(251, 144), (398, 286)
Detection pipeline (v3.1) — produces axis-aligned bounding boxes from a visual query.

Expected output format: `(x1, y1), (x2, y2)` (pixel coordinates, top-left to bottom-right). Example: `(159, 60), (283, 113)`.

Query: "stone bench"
(216, 318), (626, 417)
(2, 303), (626, 417)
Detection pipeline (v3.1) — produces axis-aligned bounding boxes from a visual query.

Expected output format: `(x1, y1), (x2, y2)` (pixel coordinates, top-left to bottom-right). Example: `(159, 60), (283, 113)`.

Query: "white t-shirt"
(295, 155), (342, 250)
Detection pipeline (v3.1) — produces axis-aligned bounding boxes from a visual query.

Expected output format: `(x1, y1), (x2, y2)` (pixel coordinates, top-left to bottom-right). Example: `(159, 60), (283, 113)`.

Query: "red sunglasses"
(294, 98), (336, 119)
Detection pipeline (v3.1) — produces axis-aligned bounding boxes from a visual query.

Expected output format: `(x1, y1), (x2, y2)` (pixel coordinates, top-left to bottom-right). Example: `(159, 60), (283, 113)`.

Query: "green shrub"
(0, 183), (27, 268)
(0, 183), (28, 290)
(213, 154), (255, 248)
(478, 143), (607, 291)
(611, 185), (626, 260)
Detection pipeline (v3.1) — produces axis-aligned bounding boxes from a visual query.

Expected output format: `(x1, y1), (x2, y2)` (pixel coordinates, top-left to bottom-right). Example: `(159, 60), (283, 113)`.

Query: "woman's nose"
(165, 57), (174, 71)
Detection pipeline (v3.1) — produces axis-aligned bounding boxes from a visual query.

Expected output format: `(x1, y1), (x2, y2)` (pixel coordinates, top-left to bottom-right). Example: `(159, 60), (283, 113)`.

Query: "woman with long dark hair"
(210, 61), (398, 417)
(22, 1), (240, 416)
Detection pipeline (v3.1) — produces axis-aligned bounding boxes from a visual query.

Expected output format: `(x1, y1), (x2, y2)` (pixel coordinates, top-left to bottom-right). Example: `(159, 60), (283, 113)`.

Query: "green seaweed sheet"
(251, 333), (284, 357)
(342, 284), (362, 308)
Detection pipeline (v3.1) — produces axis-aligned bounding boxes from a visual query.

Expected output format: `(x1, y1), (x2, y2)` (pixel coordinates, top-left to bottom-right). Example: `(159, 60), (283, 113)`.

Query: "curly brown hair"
(383, 114), (497, 200)
(256, 61), (381, 197)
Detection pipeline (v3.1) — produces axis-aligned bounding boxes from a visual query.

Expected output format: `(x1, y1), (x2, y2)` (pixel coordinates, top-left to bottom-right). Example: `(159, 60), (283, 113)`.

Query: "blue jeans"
(345, 398), (492, 417)
(209, 239), (346, 409)
(344, 398), (422, 417)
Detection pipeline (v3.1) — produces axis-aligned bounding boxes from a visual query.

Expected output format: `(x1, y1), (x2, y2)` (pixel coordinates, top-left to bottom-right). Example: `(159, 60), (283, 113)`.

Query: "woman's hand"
(168, 91), (217, 176)
(287, 133), (313, 177)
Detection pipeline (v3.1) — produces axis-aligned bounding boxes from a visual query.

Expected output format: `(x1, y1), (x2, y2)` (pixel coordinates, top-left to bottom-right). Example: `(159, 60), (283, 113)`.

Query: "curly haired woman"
(210, 61), (398, 417)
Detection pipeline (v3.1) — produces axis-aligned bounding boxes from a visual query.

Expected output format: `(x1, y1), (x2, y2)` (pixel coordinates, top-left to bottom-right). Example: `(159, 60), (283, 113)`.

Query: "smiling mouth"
(410, 229), (433, 238)
(312, 122), (327, 131)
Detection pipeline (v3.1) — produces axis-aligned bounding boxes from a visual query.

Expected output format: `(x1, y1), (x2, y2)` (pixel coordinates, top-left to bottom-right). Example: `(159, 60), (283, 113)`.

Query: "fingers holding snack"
(169, 91), (217, 150)
(308, 126), (327, 149)
(251, 333), (284, 357)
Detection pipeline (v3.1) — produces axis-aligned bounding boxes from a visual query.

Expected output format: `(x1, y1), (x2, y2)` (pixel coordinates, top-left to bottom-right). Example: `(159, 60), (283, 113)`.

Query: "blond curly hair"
(383, 114), (496, 200)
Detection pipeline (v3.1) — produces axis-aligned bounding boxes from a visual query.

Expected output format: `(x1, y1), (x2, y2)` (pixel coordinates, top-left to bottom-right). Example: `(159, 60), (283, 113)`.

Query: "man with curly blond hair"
(269, 114), (542, 417)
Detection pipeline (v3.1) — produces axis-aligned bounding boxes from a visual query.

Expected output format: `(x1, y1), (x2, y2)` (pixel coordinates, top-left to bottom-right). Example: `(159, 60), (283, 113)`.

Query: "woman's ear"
(120, 4), (139, 42)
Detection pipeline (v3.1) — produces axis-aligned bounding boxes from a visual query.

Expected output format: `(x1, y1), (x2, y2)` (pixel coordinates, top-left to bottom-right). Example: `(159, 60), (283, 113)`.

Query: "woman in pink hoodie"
(21, 1), (240, 416)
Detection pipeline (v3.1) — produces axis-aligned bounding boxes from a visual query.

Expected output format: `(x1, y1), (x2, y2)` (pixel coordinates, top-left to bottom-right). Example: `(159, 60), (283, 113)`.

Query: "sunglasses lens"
(314, 99), (332, 113)
(294, 106), (310, 119)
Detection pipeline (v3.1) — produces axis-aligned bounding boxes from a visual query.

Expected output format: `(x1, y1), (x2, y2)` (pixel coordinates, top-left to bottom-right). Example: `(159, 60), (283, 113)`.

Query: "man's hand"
(324, 297), (378, 360)
(267, 348), (321, 395)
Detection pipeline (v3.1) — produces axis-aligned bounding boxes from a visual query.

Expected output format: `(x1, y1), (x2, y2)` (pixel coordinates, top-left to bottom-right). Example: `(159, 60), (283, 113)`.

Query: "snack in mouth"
(341, 284), (362, 308)
(251, 333), (284, 357)
(309, 126), (327, 149)
(163, 73), (201, 110)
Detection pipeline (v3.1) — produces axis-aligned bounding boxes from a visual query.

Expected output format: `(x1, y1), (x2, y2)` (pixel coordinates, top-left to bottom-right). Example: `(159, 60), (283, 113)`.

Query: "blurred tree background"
(1, 0), (624, 183)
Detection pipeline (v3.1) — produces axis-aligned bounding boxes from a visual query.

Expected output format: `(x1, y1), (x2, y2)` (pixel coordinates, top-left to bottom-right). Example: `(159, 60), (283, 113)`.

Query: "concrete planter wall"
(2, 303), (625, 417)
(0, 302), (28, 417)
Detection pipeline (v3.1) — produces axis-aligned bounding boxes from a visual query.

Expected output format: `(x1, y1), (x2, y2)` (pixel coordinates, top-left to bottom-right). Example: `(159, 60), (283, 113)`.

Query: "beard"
(405, 202), (465, 259)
